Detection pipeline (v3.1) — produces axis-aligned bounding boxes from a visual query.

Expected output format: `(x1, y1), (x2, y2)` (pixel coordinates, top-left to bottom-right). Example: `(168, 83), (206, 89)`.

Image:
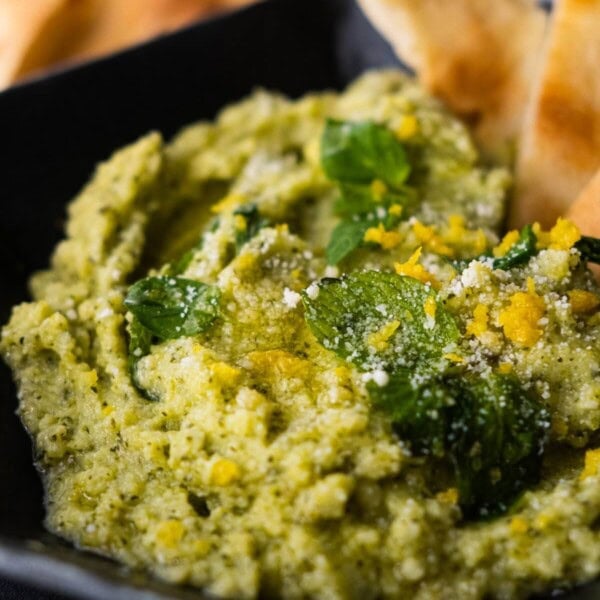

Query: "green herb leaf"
(302, 271), (459, 370)
(368, 369), (549, 519)
(333, 182), (415, 218)
(127, 318), (160, 402)
(168, 217), (220, 276)
(326, 208), (406, 265)
(453, 225), (537, 272)
(233, 204), (270, 252)
(367, 368), (453, 457)
(448, 374), (550, 519)
(125, 276), (220, 339)
(576, 235), (600, 264)
(321, 119), (411, 189)
(325, 219), (372, 265)
(169, 248), (197, 276)
(492, 224), (537, 270)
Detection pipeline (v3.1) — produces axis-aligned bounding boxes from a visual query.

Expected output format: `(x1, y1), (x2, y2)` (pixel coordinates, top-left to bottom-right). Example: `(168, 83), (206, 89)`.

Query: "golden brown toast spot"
(511, 0), (600, 228)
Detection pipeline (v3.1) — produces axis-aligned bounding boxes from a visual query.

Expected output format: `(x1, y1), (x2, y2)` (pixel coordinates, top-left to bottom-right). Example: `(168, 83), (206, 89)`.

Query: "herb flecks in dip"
(2, 71), (600, 600)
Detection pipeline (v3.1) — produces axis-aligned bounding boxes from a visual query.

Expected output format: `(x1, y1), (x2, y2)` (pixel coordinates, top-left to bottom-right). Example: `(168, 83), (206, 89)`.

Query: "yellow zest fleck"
(424, 295), (437, 320)
(303, 139), (320, 166)
(443, 215), (488, 255)
(394, 247), (439, 289)
(493, 230), (520, 258)
(370, 179), (388, 200)
(275, 223), (289, 234)
(473, 229), (488, 255)
(367, 320), (400, 351)
(444, 215), (466, 244)
(247, 349), (310, 378)
(534, 218), (581, 251)
(534, 512), (553, 530)
(211, 192), (245, 214)
(234, 253), (257, 272)
(155, 520), (184, 548)
(102, 405), (114, 416)
(509, 516), (529, 535)
(532, 222), (549, 248)
(83, 369), (98, 388)
(233, 214), (247, 232)
(498, 282), (545, 347)
(395, 114), (419, 140)
(210, 362), (242, 385)
(443, 353), (464, 364)
(334, 366), (352, 379)
(580, 448), (600, 481)
(568, 290), (600, 314)
(363, 223), (402, 250)
(413, 221), (454, 257)
(466, 304), (489, 338)
(549, 217), (581, 250)
(388, 203), (403, 217)
(211, 458), (241, 486)
(436, 488), (458, 504)
(498, 362), (513, 374)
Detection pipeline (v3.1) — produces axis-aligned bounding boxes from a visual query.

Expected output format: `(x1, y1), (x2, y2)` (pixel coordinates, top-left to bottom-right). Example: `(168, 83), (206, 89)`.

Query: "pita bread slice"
(567, 169), (600, 278)
(66, 0), (252, 61)
(511, 0), (600, 228)
(0, 0), (66, 88)
(567, 169), (600, 239)
(357, 0), (548, 158)
(0, 0), (251, 90)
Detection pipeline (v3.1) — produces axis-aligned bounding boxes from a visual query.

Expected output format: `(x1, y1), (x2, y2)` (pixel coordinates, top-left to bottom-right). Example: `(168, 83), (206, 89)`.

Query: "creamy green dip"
(2, 71), (600, 599)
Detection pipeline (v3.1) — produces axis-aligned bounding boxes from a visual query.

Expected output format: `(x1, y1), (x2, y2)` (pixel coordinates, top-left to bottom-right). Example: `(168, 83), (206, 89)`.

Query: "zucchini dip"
(2, 71), (600, 599)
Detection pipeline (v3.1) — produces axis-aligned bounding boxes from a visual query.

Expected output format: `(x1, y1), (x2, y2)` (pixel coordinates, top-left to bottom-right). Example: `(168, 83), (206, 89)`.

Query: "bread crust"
(357, 0), (548, 158)
(511, 0), (600, 228)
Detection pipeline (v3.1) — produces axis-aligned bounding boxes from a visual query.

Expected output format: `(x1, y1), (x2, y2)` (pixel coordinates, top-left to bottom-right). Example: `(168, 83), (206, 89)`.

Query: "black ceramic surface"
(0, 0), (597, 598)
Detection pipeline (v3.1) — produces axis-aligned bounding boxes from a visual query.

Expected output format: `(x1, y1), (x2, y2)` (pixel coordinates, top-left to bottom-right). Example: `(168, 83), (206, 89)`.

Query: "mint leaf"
(333, 182), (415, 218)
(127, 318), (160, 402)
(576, 235), (600, 264)
(453, 225), (537, 272)
(302, 271), (459, 370)
(448, 374), (550, 519)
(168, 217), (220, 276)
(125, 276), (220, 339)
(326, 219), (371, 265)
(125, 276), (220, 401)
(320, 120), (414, 264)
(233, 204), (270, 252)
(326, 207), (405, 266)
(367, 368), (454, 458)
(169, 247), (198, 276)
(369, 369), (550, 519)
(492, 224), (537, 270)
(321, 120), (410, 189)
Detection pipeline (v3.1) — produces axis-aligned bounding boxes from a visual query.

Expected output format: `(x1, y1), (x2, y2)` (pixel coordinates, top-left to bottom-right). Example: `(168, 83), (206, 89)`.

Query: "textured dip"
(2, 71), (600, 599)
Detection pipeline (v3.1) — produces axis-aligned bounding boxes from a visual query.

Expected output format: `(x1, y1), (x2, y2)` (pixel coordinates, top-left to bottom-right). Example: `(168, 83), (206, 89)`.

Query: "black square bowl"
(0, 0), (596, 598)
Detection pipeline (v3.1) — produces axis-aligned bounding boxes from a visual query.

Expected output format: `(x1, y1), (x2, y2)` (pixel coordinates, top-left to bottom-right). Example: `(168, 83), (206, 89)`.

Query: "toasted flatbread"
(0, 0), (251, 90)
(567, 169), (600, 278)
(0, 0), (77, 88)
(511, 0), (600, 228)
(357, 0), (548, 158)
(567, 169), (600, 239)
(66, 0), (252, 60)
